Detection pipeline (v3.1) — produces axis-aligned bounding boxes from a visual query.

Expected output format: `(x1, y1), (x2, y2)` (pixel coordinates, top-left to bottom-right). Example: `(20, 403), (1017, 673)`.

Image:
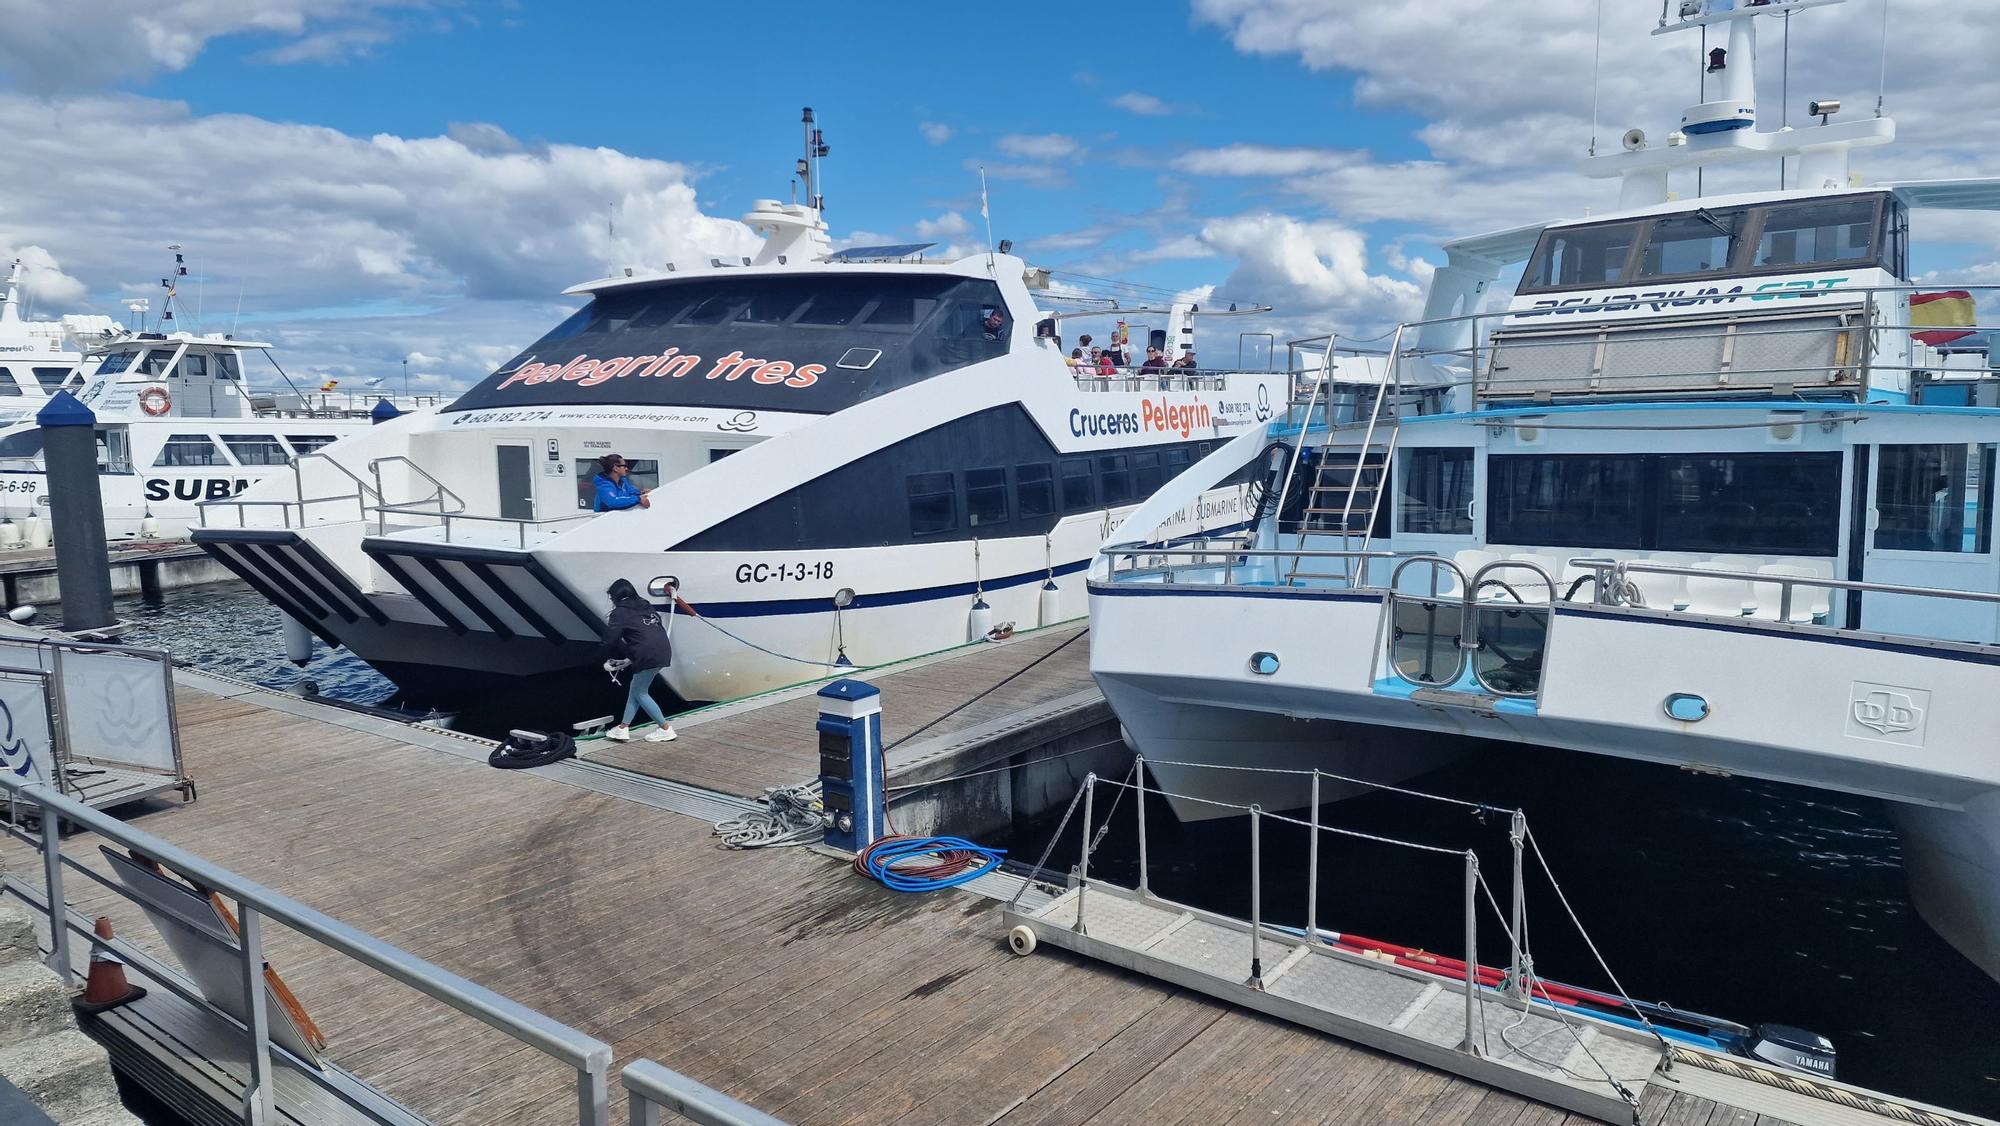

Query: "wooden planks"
(584, 624), (1095, 797)
(2, 674), (1618, 1126)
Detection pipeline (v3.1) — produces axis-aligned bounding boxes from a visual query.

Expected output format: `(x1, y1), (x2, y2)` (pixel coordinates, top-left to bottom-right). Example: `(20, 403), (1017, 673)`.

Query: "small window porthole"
(1249, 652), (1280, 676)
(837, 347), (882, 370)
(1663, 693), (1710, 723)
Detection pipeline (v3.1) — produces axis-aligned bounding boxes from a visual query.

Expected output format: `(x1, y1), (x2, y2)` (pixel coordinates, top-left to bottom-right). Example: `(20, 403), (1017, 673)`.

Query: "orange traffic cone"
(73, 916), (146, 1014)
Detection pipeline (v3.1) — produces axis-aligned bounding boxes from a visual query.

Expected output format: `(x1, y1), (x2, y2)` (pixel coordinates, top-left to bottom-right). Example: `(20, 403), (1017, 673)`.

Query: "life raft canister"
(138, 386), (171, 417)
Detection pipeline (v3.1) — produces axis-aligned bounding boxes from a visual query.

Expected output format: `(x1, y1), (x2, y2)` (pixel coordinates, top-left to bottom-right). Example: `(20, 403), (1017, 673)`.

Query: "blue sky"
(1, 0), (1993, 390)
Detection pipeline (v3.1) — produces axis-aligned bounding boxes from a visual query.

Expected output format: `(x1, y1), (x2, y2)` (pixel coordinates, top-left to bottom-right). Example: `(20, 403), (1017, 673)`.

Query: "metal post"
(630, 1093), (661, 1126)
(238, 902), (275, 1124)
(1075, 773), (1094, 935)
(1134, 757), (1149, 897)
(1779, 582), (1795, 623)
(1508, 811), (1527, 1000)
(1306, 771), (1321, 943)
(1462, 851), (1481, 1056)
(1248, 805), (1264, 988)
(38, 394), (115, 631)
(578, 1060), (610, 1126)
(39, 804), (70, 984)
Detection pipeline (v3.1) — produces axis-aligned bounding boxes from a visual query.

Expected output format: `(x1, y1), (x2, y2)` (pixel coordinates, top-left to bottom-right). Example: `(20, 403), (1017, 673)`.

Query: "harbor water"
(95, 581), (2000, 1119)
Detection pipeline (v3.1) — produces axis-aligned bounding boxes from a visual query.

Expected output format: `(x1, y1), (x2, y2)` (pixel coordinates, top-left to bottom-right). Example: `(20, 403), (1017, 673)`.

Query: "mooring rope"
(713, 782), (824, 849)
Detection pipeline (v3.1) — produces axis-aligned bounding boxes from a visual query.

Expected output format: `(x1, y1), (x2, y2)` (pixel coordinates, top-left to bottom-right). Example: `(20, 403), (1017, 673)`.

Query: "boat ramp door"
(1386, 558), (1552, 699)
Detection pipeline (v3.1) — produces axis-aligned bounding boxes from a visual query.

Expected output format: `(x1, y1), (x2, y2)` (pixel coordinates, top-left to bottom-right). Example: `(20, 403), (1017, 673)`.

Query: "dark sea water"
(1001, 732), (2000, 1120)
(85, 581), (2000, 1120)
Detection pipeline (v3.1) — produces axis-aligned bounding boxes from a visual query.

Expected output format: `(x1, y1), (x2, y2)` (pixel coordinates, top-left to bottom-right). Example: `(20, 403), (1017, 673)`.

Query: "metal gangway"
(1001, 759), (2000, 1126)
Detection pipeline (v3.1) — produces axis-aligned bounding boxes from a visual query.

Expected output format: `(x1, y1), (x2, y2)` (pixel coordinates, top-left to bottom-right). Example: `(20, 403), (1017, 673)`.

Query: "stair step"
(0, 962), (76, 1051)
(0, 902), (37, 964)
(0, 1029), (125, 1123)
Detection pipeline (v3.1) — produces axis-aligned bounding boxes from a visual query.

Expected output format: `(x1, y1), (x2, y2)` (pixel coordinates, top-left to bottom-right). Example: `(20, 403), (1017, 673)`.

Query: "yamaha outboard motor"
(1747, 1024), (1838, 1079)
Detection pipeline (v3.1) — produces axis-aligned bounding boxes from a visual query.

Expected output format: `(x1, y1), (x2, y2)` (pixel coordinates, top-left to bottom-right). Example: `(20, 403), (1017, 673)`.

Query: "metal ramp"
(1007, 883), (1659, 1124)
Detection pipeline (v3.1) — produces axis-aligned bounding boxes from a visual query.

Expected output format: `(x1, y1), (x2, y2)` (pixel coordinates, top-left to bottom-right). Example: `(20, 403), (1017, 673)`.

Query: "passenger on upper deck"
(593, 454), (651, 512)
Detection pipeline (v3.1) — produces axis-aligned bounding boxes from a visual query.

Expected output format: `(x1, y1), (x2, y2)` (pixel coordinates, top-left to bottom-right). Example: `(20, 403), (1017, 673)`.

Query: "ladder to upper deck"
(1281, 325), (1413, 587)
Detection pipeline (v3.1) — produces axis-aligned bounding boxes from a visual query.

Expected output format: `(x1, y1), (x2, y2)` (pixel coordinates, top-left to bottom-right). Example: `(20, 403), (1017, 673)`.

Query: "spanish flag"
(319, 379), (339, 391)
(1911, 291), (1977, 347)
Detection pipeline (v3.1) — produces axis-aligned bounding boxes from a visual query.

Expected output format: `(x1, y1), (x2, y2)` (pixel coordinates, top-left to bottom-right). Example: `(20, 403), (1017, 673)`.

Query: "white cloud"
(996, 133), (1080, 161)
(1174, 143), (1353, 178)
(915, 211), (971, 239)
(1111, 92), (1175, 117)
(0, 92), (760, 388)
(0, 245), (88, 308)
(1131, 235), (1217, 264)
(0, 0), (438, 89)
(1199, 213), (1425, 336)
(919, 121), (952, 145)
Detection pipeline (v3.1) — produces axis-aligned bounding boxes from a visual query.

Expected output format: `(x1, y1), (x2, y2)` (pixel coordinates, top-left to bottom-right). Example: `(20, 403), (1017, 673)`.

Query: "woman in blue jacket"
(592, 454), (651, 511)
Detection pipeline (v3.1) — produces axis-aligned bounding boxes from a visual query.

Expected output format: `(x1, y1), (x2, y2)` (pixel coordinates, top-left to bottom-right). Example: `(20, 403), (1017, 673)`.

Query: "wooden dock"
(0, 538), (227, 611)
(584, 623), (1104, 799)
(0, 654), (1864, 1126)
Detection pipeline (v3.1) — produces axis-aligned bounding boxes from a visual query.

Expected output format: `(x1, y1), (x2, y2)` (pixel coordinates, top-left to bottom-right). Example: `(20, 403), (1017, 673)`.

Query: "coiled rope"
(854, 835), (1006, 892)
(714, 783), (825, 849)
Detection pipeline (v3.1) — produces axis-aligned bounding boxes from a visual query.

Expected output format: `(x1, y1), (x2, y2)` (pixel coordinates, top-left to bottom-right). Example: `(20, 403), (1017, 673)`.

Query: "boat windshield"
(445, 274), (1012, 415)
(1520, 192), (1905, 293)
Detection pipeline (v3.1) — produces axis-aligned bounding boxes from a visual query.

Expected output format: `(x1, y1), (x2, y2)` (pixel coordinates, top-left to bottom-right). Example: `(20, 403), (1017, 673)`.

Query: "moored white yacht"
(0, 262), (443, 540)
(1089, 0), (2000, 983)
(192, 119), (1286, 714)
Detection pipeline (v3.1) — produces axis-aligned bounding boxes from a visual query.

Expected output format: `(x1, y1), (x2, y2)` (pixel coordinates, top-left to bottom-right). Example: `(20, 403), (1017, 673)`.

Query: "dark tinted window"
(1524, 222), (1640, 290)
(1656, 454), (1841, 555)
(214, 353), (242, 379)
(1134, 451), (1163, 497)
(0, 368), (19, 397)
(796, 293), (870, 326)
(1017, 463), (1055, 519)
(1876, 444), (1995, 553)
(680, 294), (744, 325)
(967, 467), (1008, 528)
(1488, 455), (1644, 549)
(1754, 197), (1880, 270)
(1098, 454), (1132, 505)
(97, 351), (137, 376)
(1488, 452), (1842, 555)
(862, 294), (934, 327)
(1164, 447), (1191, 477)
(221, 435), (289, 466)
(1061, 460), (1094, 510)
(908, 472), (955, 536)
(32, 366), (70, 390)
(1401, 448), (1474, 535)
(0, 430), (41, 457)
(737, 292), (806, 324)
(156, 434), (227, 468)
(285, 435), (338, 454)
(1638, 210), (1743, 279)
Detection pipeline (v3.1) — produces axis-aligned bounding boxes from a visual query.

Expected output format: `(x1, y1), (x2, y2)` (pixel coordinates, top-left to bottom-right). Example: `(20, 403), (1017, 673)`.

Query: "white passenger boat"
(1089, 0), (2000, 982)
(191, 120), (1285, 716)
(0, 258), (113, 428)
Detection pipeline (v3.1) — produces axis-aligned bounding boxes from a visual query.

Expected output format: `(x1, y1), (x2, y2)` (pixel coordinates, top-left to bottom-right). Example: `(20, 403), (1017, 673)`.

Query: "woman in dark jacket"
(600, 578), (693, 742)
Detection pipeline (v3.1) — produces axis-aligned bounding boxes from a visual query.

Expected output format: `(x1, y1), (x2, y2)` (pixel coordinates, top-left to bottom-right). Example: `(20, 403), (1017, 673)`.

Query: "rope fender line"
(1664, 1046), (1977, 1126)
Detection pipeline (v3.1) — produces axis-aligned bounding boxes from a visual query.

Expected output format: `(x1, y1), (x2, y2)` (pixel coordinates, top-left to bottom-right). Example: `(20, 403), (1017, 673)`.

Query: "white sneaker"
(604, 725), (632, 742)
(644, 726), (678, 743)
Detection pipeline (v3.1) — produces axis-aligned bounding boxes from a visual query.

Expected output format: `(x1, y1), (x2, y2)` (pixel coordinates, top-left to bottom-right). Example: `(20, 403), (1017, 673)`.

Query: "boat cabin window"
(1875, 443), (1995, 554)
(571, 458), (660, 509)
(1525, 222), (1641, 290)
(221, 435), (290, 466)
(97, 351), (138, 376)
(284, 435), (338, 455)
(31, 366), (71, 391)
(1400, 448), (1474, 536)
(0, 430), (42, 457)
(1098, 454), (1133, 505)
(966, 467), (1009, 527)
(1520, 193), (1903, 294)
(155, 434), (228, 468)
(97, 429), (132, 474)
(1487, 452), (1841, 555)
(138, 350), (177, 377)
(907, 472), (957, 536)
(214, 353), (242, 380)
(1016, 463), (1056, 519)
(0, 368), (21, 397)
(1061, 459), (1094, 510)
(795, 293), (870, 326)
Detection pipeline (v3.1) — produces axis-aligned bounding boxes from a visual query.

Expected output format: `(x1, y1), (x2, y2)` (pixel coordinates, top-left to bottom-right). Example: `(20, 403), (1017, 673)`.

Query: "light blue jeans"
(622, 667), (668, 727)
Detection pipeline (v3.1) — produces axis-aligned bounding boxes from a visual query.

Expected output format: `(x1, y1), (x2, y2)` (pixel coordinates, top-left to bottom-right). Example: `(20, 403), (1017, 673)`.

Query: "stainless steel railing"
(438, 509), (597, 550)
(196, 451), (379, 529)
(368, 455), (465, 535)
(622, 1060), (786, 1126)
(0, 774), (774, 1126)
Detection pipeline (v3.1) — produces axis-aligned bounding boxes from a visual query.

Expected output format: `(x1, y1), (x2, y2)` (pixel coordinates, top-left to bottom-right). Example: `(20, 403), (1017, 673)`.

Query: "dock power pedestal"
(817, 679), (885, 852)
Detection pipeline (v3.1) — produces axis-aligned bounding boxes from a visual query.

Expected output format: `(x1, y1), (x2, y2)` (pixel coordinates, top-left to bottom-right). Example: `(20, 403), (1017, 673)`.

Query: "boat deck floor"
(583, 623), (1098, 798)
(0, 674), (1816, 1126)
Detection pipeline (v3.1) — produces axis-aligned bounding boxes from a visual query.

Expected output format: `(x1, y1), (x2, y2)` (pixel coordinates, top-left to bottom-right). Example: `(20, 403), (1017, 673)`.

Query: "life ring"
(138, 386), (171, 417)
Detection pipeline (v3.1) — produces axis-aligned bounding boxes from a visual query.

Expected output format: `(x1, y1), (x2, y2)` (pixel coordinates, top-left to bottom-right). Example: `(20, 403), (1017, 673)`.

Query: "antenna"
(1588, 0), (1604, 156)
(799, 107), (829, 213)
(1875, 0), (1890, 117)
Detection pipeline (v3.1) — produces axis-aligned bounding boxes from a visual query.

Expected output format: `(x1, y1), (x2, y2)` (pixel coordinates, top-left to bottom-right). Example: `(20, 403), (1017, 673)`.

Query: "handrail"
(368, 455), (465, 536)
(441, 510), (598, 550)
(194, 450), (379, 529)
(0, 771), (616, 1125)
(622, 1060), (787, 1126)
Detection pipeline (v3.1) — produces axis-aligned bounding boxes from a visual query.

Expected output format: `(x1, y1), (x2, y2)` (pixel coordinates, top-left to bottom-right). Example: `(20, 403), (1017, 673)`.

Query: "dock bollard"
(35, 391), (115, 632)
(816, 679), (884, 852)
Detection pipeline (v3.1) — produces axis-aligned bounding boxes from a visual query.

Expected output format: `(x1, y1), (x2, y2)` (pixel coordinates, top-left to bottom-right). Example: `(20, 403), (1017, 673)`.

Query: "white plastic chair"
(1685, 563), (1756, 617)
(1754, 563), (1832, 623)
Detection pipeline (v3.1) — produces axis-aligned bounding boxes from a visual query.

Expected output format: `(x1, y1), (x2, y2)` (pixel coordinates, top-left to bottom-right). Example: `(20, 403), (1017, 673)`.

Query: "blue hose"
(859, 836), (1007, 892)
